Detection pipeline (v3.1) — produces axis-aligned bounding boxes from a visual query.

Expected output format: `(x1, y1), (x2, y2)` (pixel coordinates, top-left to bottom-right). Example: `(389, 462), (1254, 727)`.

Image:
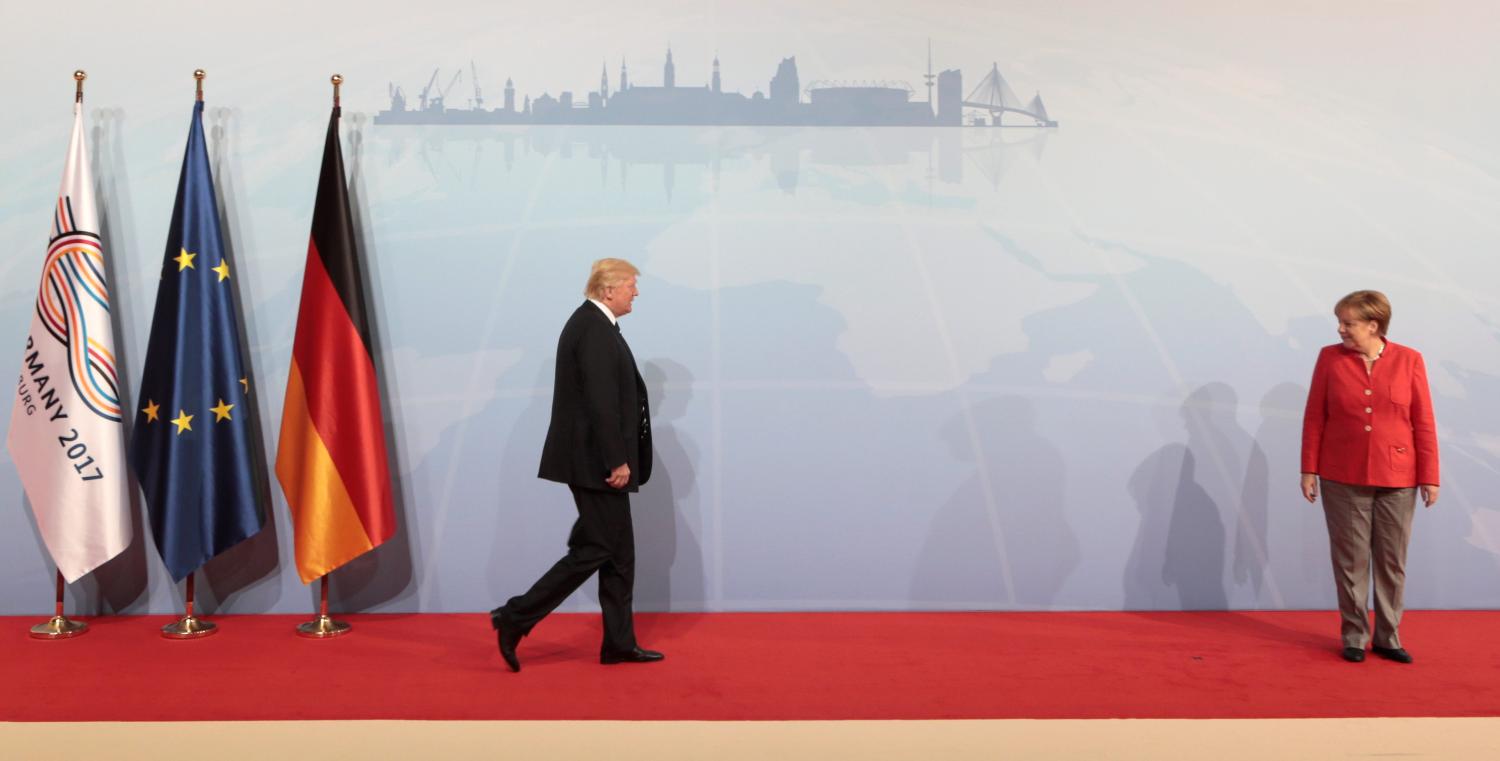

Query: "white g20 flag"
(7, 104), (131, 583)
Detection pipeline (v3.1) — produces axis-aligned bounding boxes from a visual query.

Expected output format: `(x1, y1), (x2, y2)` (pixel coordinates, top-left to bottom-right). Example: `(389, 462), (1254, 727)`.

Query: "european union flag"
(130, 101), (264, 581)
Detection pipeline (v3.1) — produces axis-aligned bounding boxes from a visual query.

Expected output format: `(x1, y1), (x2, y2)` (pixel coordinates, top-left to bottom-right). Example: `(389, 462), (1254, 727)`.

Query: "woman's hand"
(1301, 473), (1318, 503)
(1420, 484), (1439, 507)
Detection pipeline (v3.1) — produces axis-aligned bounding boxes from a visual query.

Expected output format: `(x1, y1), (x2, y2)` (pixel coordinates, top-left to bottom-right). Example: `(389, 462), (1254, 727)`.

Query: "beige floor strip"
(3, 718), (1498, 760)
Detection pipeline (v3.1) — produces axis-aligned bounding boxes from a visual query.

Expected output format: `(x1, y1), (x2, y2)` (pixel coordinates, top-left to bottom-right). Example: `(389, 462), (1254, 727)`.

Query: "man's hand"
(607, 463), (631, 490)
(1300, 474), (1318, 503)
(1420, 484), (1439, 508)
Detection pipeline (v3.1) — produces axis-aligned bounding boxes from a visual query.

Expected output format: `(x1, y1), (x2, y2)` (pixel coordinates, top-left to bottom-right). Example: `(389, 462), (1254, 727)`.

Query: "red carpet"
(3, 611), (1497, 721)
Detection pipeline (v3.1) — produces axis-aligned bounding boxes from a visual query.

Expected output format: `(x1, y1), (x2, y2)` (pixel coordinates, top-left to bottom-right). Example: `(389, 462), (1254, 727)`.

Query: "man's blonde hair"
(585, 258), (640, 299)
(1335, 290), (1392, 336)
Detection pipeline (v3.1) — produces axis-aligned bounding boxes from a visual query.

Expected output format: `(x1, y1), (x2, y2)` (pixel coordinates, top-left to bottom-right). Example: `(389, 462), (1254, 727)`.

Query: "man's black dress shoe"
(1341, 647), (1365, 662)
(1372, 646), (1413, 664)
(491, 609), (522, 672)
(600, 647), (665, 665)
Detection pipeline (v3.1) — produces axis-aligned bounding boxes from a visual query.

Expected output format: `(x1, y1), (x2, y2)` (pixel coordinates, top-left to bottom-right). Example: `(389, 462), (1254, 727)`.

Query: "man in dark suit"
(490, 258), (661, 672)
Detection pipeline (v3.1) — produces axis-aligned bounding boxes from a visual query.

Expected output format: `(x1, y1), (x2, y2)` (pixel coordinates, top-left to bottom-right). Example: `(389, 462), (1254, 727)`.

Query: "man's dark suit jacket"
(538, 301), (652, 492)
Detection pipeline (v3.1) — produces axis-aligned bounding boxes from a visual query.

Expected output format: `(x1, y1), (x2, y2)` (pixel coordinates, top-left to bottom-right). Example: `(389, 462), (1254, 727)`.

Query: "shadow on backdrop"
(1127, 437), (1229, 611)
(1163, 449), (1227, 610)
(1254, 382), (1330, 607)
(911, 396), (1077, 608)
(200, 107), (280, 613)
(1231, 396), (1275, 604)
(1125, 443), (1185, 610)
(634, 358), (706, 613)
(327, 112), (419, 613)
(1179, 383), (1253, 610)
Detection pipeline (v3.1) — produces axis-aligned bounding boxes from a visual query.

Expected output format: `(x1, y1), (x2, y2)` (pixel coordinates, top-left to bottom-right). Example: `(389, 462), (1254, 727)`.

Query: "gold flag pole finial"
(73, 70), (86, 104)
(194, 69), (206, 101)
(331, 74), (343, 108)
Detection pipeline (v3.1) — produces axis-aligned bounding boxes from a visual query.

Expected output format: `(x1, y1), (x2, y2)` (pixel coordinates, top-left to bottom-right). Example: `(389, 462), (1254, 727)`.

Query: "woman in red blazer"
(1301, 290), (1438, 664)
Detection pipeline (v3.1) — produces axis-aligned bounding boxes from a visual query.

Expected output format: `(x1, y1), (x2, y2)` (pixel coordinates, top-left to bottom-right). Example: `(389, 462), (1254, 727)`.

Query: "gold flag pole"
(31, 570), (88, 639)
(162, 572), (218, 639)
(295, 75), (354, 641)
(160, 68), (217, 641)
(31, 71), (93, 642)
(296, 575), (350, 638)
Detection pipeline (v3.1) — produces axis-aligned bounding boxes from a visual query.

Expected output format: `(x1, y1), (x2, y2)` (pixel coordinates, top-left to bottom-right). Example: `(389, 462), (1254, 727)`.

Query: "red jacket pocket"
(1390, 445), (1412, 472)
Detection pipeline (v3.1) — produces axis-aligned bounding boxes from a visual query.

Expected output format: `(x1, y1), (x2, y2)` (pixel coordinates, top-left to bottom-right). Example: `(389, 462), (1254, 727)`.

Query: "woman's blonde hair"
(1335, 290), (1392, 336)
(584, 258), (640, 299)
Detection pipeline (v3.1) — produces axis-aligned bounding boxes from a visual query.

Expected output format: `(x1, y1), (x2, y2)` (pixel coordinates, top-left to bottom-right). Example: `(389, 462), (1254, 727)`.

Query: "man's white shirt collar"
(588, 298), (618, 326)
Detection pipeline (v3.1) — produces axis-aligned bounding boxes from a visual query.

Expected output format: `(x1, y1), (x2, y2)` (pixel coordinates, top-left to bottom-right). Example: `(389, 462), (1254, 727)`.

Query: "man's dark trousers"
(498, 485), (636, 655)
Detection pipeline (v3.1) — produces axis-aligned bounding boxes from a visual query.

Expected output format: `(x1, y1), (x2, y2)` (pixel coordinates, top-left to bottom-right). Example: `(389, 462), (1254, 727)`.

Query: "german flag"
(275, 105), (395, 584)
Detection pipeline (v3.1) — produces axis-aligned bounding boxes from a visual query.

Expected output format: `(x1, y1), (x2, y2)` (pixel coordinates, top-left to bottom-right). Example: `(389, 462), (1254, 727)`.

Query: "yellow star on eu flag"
(212, 260), (231, 282)
(142, 399), (161, 423)
(210, 398), (235, 422)
(171, 410), (194, 434)
(240, 377), (249, 394)
(174, 248), (197, 271)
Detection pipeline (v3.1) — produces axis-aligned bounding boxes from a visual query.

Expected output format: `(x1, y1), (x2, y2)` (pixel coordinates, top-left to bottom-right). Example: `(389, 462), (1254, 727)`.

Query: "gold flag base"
(161, 615), (218, 639)
(296, 614), (351, 639)
(29, 615), (88, 640)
